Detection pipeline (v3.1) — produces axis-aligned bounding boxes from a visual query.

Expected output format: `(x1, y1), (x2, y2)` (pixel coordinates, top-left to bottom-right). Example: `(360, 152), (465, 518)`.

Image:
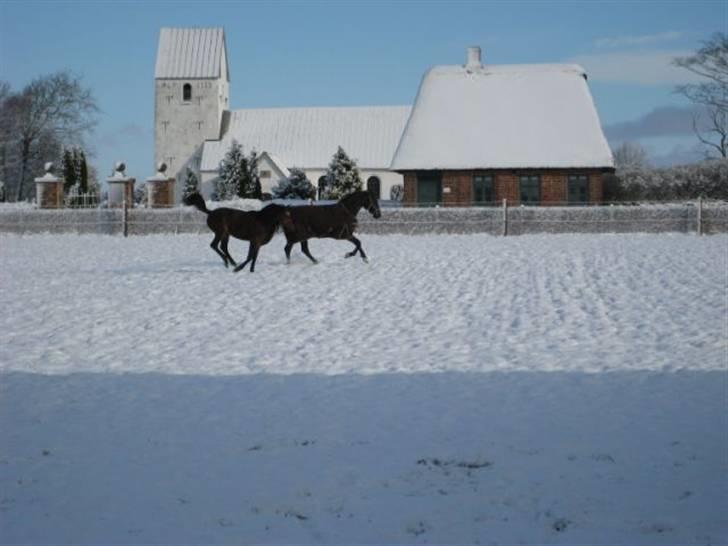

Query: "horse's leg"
(210, 234), (229, 267)
(220, 235), (237, 267)
(300, 240), (318, 264)
(249, 243), (261, 273)
(233, 243), (254, 273)
(284, 240), (294, 263)
(346, 236), (368, 262)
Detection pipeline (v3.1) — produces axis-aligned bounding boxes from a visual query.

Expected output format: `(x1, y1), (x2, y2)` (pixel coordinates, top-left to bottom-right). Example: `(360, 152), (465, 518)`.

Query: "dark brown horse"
(184, 192), (290, 273)
(282, 190), (381, 264)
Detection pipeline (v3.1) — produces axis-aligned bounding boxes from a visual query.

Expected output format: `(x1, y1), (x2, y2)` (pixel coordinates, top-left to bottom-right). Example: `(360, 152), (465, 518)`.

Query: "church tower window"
(183, 83), (192, 102)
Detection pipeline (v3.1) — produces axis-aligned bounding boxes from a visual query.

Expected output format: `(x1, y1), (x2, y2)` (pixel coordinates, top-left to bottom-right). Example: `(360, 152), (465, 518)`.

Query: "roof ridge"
(230, 105), (411, 113)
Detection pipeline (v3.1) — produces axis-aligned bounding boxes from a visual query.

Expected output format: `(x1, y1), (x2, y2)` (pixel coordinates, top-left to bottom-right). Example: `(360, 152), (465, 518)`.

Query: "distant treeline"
(605, 159), (728, 202)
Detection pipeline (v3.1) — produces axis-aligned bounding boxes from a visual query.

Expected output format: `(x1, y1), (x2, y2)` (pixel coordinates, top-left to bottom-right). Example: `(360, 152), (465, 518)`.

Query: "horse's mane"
(256, 203), (288, 231)
(338, 191), (368, 205)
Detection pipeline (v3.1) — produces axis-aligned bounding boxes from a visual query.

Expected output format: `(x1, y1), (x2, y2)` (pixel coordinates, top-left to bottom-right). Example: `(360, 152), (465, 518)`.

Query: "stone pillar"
(107, 162), (135, 208)
(35, 162), (64, 208)
(146, 162), (175, 208)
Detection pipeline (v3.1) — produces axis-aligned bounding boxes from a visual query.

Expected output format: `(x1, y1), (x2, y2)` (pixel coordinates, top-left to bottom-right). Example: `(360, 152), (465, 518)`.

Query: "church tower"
(154, 27), (229, 200)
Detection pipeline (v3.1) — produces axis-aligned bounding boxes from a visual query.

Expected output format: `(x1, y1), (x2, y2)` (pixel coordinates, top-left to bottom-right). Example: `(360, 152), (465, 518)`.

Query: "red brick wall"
(401, 169), (607, 206)
(148, 179), (175, 208)
(495, 172), (519, 204)
(541, 172), (567, 205)
(403, 172), (416, 206)
(37, 181), (63, 209)
(442, 171), (472, 206)
(590, 172), (604, 203)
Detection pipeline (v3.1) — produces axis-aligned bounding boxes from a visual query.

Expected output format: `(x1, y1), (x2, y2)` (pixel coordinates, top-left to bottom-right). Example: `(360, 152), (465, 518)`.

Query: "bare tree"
(0, 71), (98, 201)
(673, 33), (728, 158)
(612, 141), (649, 169)
(691, 104), (727, 159)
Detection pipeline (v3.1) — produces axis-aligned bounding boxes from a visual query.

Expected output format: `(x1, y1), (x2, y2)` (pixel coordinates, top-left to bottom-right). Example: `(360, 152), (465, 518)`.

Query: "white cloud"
(603, 105), (699, 140)
(568, 50), (705, 85)
(594, 31), (684, 49)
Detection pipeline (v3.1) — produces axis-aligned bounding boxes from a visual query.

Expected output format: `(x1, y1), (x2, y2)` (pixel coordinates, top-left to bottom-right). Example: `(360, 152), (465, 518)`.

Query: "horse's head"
(365, 191), (381, 219)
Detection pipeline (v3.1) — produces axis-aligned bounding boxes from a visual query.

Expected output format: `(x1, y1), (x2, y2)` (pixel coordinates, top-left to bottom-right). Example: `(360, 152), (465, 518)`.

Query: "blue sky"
(1, 0), (725, 179)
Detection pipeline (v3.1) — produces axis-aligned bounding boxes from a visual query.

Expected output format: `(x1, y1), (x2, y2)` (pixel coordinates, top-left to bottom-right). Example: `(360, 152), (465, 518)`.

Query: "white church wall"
(155, 77), (228, 202)
(199, 168), (403, 202)
(199, 171), (219, 199)
(257, 154), (289, 196)
(306, 169), (403, 201)
(361, 170), (404, 202)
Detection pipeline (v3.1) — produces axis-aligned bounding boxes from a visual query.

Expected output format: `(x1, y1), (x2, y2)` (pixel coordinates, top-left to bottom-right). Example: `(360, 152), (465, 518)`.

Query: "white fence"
(0, 200), (726, 236)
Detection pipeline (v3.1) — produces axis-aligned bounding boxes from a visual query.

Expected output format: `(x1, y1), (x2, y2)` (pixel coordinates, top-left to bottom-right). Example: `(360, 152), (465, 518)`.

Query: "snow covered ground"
(0, 232), (726, 544)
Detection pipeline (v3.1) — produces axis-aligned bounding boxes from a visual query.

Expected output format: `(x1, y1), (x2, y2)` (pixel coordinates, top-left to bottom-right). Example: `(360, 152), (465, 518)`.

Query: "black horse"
(184, 192), (290, 273)
(282, 190), (381, 264)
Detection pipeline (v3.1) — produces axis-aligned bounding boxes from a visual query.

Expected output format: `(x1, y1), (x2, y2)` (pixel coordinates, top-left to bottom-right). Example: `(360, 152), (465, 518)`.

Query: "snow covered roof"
(155, 27), (228, 80)
(390, 62), (614, 171)
(201, 106), (411, 172)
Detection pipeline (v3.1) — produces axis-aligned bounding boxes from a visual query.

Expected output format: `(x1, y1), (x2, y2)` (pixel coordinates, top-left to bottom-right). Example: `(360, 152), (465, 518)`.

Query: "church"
(154, 27), (613, 206)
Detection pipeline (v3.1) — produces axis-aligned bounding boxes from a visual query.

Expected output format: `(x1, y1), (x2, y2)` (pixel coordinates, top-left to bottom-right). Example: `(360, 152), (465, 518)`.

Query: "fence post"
(502, 198), (508, 236)
(697, 196), (703, 236)
(122, 199), (128, 237)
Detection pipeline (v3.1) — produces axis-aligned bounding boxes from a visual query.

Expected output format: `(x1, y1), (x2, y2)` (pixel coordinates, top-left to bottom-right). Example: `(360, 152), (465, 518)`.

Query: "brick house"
(390, 47), (614, 206)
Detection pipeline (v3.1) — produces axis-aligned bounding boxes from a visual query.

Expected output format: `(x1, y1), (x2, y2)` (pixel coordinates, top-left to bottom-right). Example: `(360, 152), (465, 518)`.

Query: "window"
(472, 174), (494, 205)
(183, 83), (192, 102)
(318, 176), (327, 200)
(519, 175), (540, 205)
(568, 174), (589, 204)
(366, 176), (381, 200)
(260, 170), (271, 179)
(417, 172), (442, 206)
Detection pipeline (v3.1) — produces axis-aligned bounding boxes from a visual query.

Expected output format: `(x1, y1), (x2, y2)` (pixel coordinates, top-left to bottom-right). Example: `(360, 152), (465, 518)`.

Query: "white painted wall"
(200, 167), (404, 202)
(306, 169), (404, 201)
(154, 75), (228, 202)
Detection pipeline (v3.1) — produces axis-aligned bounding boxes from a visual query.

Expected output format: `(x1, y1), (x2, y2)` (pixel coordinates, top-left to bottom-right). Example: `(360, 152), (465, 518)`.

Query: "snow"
(155, 28), (227, 80)
(201, 106), (412, 172)
(0, 232), (726, 544)
(390, 64), (614, 170)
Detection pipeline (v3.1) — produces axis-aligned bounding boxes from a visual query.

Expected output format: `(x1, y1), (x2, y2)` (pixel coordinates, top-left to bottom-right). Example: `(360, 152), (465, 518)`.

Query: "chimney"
(466, 46), (482, 70)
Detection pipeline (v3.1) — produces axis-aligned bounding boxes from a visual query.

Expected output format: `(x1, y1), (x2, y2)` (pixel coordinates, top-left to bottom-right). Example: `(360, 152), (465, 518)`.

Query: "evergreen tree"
(183, 167), (199, 200)
(216, 141), (262, 200)
(216, 140), (245, 200)
(77, 149), (89, 195)
(237, 149), (262, 199)
(60, 148), (76, 194)
(272, 167), (315, 199)
(324, 146), (363, 199)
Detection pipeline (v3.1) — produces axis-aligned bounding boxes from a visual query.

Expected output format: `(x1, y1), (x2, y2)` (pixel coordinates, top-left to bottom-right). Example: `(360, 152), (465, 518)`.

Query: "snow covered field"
(0, 232), (726, 544)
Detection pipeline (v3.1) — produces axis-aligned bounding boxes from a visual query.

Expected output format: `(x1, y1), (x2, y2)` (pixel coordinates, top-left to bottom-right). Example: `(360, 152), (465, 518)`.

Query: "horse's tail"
(183, 192), (208, 214)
